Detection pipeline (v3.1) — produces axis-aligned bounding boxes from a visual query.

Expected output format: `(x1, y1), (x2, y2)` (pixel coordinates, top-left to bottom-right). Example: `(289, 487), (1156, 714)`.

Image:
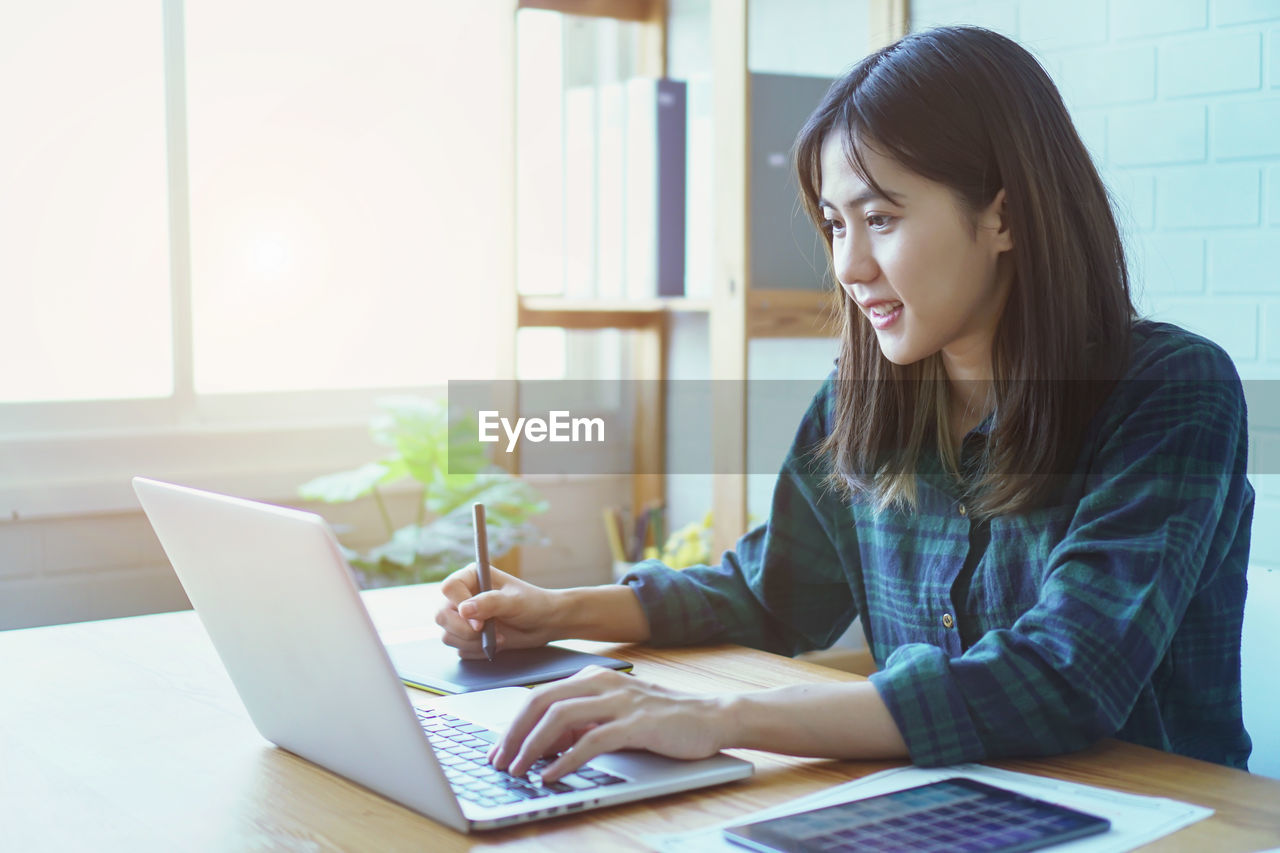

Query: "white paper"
(645, 763), (1213, 853)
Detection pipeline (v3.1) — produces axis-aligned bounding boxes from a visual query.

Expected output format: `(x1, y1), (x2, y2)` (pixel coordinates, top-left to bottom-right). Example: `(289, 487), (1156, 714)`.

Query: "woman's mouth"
(865, 301), (903, 330)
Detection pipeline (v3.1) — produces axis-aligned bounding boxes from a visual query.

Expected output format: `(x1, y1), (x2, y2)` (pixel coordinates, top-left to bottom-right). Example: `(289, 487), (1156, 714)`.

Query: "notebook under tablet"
(133, 477), (753, 833)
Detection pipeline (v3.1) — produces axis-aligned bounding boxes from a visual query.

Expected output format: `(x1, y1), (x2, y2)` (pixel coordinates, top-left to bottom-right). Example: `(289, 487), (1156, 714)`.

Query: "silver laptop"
(132, 477), (753, 832)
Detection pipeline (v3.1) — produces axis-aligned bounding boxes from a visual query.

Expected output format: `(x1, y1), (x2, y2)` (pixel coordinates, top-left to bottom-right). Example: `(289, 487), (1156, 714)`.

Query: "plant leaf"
(377, 397), (448, 485)
(298, 460), (399, 503)
(364, 525), (423, 568)
(426, 470), (547, 518)
(445, 414), (489, 478)
(302, 394), (548, 587)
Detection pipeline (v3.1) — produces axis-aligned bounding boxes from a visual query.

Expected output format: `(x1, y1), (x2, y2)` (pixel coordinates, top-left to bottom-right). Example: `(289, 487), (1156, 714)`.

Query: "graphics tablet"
(387, 640), (632, 695)
(724, 777), (1110, 853)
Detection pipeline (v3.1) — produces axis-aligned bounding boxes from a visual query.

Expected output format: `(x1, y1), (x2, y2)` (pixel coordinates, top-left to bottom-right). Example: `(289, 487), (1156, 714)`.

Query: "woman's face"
(819, 131), (1014, 380)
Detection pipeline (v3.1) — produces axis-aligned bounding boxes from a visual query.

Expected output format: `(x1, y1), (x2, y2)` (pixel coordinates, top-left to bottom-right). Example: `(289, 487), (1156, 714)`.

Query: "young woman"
(435, 26), (1254, 783)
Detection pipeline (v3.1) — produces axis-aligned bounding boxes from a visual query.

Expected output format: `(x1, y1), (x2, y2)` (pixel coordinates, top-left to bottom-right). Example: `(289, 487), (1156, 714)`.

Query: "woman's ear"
(981, 188), (1014, 254)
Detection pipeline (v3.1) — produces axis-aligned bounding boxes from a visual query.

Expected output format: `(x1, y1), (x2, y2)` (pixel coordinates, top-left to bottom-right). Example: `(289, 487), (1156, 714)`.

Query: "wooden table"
(2, 584), (1278, 852)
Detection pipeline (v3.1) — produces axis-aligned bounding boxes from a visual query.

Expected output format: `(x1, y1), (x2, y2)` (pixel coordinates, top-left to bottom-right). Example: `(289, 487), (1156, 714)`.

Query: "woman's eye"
(866, 214), (894, 230)
(823, 218), (845, 236)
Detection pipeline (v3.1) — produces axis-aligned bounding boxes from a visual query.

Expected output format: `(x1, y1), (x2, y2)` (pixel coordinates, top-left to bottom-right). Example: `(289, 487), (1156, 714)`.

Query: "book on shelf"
(683, 75), (712, 301)
(595, 81), (627, 301)
(562, 85), (598, 300)
(559, 78), (689, 304)
(624, 77), (687, 300)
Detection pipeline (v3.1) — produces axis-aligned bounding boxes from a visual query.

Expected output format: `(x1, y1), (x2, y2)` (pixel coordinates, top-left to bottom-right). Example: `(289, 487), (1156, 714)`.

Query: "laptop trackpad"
(417, 685), (532, 732)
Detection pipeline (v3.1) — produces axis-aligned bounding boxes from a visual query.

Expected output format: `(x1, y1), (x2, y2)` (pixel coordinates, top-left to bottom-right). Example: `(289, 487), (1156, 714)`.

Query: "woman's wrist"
(719, 691), (759, 752)
(718, 682), (908, 759)
(551, 584), (651, 644)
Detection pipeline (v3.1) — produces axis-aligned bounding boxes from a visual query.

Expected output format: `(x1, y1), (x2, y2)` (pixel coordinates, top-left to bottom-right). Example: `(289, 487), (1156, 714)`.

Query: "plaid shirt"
(622, 321), (1254, 769)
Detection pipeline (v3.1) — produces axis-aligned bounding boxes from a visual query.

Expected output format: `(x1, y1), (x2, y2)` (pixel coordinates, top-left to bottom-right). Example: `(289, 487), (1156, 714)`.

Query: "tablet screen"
(723, 777), (1110, 853)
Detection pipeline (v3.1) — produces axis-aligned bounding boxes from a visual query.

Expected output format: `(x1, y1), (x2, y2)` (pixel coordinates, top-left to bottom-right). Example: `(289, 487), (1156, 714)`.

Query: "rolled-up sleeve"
(622, 376), (859, 656)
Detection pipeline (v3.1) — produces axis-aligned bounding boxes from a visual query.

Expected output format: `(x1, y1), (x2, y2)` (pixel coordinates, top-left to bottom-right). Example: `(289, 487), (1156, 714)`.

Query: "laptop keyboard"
(416, 707), (625, 808)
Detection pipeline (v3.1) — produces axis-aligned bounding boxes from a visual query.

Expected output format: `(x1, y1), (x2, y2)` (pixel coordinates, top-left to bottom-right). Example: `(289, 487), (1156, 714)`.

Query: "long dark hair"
(794, 26), (1134, 516)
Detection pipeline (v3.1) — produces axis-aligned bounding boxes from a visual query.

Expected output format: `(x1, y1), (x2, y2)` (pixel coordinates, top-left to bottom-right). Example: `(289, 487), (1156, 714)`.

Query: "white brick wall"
(1216, 0), (1280, 27)
(1216, 97), (1280, 158)
(1160, 31), (1261, 97)
(1059, 45), (1156, 107)
(1110, 0), (1206, 40)
(1109, 104), (1208, 165)
(1270, 164), (1280, 220)
(1018, 0), (1108, 49)
(1212, 234), (1280, 294)
(1268, 303), (1280, 362)
(1160, 165), (1260, 227)
(1103, 169), (1156, 229)
(1130, 234), (1204, 294)
(1271, 27), (1280, 84)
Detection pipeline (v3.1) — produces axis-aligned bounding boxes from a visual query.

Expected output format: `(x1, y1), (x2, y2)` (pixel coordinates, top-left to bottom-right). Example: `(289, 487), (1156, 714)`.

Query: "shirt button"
(942, 613), (954, 629)
(957, 503), (967, 517)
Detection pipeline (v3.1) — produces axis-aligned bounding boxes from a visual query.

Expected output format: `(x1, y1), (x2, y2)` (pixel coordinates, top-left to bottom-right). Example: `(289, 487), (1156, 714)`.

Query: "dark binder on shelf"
(750, 73), (836, 292)
(625, 77), (687, 299)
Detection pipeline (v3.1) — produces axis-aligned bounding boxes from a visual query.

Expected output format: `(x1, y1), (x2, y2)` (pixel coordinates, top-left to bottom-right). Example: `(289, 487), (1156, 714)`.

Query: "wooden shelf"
(519, 291), (836, 336)
(517, 0), (660, 23)
(517, 295), (710, 330)
(747, 289), (839, 338)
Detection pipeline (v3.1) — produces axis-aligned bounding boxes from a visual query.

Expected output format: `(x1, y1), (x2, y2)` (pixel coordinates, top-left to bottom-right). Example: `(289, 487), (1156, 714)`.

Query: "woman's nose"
(833, 231), (879, 291)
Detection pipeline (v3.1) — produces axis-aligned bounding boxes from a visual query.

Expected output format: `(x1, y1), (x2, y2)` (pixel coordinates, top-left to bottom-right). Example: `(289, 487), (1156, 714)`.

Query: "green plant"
(298, 397), (547, 586)
(659, 511), (760, 569)
(660, 511), (713, 569)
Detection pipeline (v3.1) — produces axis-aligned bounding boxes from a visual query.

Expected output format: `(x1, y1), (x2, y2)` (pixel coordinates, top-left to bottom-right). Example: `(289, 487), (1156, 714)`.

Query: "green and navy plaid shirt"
(622, 321), (1254, 769)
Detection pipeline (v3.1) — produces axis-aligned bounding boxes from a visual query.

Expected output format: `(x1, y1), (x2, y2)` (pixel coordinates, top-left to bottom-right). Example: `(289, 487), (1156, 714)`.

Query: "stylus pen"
(472, 502), (497, 661)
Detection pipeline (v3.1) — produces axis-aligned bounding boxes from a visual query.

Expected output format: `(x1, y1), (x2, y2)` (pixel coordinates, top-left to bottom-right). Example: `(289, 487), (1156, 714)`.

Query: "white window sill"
(1, 421), (384, 520)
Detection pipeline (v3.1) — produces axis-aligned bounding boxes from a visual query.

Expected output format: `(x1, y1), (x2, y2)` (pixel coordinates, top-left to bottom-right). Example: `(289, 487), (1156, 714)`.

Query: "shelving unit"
(506, 0), (907, 562)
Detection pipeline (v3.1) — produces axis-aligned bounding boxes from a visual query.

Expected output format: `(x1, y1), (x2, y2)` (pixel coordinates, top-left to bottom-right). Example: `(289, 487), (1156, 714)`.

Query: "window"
(186, 0), (504, 393)
(1, 0), (513, 516)
(0, 1), (171, 403)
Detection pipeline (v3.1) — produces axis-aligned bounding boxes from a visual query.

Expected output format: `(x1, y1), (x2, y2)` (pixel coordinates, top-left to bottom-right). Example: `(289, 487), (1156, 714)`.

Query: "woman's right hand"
(435, 564), (563, 658)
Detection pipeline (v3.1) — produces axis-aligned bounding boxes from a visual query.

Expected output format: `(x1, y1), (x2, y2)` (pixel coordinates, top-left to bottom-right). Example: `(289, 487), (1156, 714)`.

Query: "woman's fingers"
(506, 692), (628, 777)
(458, 589), (514, 631)
(436, 565), (485, 646)
(538, 721), (633, 782)
(490, 666), (622, 769)
(437, 563), (558, 653)
(434, 601), (511, 658)
(439, 564), (481, 606)
(488, 670), (727, 783)
(439, 631), (503, 659)
(434, 601), (477, 640)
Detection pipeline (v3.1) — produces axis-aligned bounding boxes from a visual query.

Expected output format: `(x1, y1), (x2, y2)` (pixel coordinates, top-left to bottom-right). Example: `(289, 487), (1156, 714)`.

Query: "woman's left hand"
(489, 665), (728, 783)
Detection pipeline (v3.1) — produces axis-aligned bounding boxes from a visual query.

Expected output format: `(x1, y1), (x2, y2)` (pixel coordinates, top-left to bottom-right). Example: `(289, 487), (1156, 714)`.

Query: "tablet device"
(723, 777), (1111, 853)
(386, 640), (632, 695)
